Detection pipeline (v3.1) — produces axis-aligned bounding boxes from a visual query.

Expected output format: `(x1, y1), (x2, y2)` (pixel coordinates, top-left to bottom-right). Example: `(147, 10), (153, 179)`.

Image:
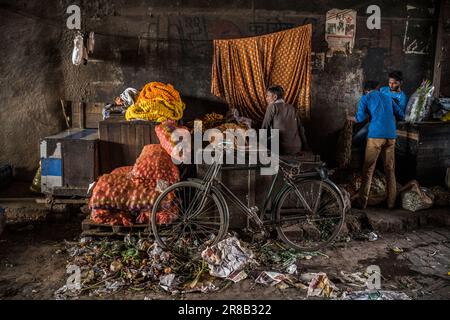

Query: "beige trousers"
(359, 138), (397, 209)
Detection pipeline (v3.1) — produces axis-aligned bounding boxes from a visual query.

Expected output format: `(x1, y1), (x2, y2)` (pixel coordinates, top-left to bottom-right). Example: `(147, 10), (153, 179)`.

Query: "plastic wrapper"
(405, 80), (435, 123)
(201, 237), (254, 278)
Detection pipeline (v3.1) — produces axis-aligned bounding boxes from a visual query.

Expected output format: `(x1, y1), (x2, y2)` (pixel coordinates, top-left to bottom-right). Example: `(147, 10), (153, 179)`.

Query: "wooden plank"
(85, 102), (104, 114)
(81, 219), (150, 237)
(433, 0), (446, 97)
(85, 113), (103, 129)
(135, 123), (145, 160)
(71, 102), (84, 128)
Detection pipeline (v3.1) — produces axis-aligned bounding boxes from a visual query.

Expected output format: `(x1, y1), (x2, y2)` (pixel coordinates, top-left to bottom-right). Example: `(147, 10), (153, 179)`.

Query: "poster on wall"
(325, 9), (357, 56)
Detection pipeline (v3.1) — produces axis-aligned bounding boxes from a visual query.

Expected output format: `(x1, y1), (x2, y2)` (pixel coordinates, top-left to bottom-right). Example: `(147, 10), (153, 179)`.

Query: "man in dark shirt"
(261, 85), (309, 155)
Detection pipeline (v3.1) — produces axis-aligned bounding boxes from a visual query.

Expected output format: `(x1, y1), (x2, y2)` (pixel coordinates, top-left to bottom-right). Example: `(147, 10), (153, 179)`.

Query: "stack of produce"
(186, 112), (225, 132)
(89, 145), (180, 226)
(125, 82), (185, 122)
(155, 120), (189, 162)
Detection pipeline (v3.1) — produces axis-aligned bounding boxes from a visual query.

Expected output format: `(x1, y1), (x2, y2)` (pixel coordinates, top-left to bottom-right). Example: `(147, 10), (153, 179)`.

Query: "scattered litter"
(201, 237), (254, 278)
(286, 264), (297, 275)
(226, 270), (248, 283)
(255, 271), (289, 286)
(54, 285), (78, 300)
(339, 271), (368, 287)
(276, 282), (290, 290)
(159, 274), (179, 292)
(368, 232), (379, 242)
(110, 260), (123, 272)
(256, 242), (322, 271)
(392, 247), (404, 254)
(182, 281), (219, 294)
(300, 273), (317, 283)
(307, 273), (339, 298)
(341, 290), (411, 300)
(80, 237), (93, 244)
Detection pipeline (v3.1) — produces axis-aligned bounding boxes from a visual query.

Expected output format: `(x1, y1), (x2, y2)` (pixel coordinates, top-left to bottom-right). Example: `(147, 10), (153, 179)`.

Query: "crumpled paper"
(307, 272), (339, 298)
(201, 237), (254, 278)
(255, 271), (288, 286)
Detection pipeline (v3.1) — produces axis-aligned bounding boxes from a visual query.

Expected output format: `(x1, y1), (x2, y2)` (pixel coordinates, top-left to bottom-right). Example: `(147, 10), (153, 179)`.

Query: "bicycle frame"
(197, 158), (326, 231)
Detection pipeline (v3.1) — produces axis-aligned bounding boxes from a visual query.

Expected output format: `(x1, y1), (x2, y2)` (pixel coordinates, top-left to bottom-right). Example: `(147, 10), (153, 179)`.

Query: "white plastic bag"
(72, 34), (84, 66)
(405, 80), (435, 122)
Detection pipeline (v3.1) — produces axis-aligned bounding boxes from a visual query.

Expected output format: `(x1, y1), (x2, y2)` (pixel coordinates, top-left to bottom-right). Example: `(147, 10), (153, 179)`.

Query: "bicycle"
(151, 142), (346, 257)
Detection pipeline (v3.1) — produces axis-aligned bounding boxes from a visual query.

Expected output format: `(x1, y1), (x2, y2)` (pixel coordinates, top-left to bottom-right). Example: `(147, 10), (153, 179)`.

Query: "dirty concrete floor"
(0, 212), (449, 300)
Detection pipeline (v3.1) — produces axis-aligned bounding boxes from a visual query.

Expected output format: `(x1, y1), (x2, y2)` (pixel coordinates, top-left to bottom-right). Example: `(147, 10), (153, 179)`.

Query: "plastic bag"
(405, 80), (435, 123)
(30, 162), (41, 193)
(72, 33), (84, 66)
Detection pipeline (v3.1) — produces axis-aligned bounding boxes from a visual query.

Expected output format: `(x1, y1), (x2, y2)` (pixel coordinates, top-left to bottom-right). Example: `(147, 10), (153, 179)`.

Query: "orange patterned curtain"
(211, 24), (312, 122)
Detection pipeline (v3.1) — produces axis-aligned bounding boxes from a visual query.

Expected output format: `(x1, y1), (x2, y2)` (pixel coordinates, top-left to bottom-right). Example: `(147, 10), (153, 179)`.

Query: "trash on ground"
(339, 271), (369, 288)
(255, 271), (289, 286)
(201, 237), (254, 278)
(307, 272), (339, 298)
(226, 270), (248, 283)
(368, 232), (379, 242)
(286, 264), (298, 275)
(392, 246), (404, 254)
(159, 274), (179, 292)
(341, 290), (411, 300)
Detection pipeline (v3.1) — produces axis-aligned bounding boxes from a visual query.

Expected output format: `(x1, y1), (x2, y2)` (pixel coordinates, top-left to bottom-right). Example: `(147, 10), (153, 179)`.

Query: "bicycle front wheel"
(274, 179), (345, 252)
(151, 181), (229, 257)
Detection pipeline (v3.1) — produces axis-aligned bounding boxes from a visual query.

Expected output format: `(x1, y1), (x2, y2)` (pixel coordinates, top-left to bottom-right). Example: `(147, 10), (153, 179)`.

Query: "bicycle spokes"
(276, 180), (344, 251)
(152, 182), (227, 257)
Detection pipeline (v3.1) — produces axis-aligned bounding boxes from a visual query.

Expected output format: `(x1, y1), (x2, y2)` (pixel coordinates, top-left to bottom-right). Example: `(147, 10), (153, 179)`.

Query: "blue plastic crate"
(0, 164), (13, 190)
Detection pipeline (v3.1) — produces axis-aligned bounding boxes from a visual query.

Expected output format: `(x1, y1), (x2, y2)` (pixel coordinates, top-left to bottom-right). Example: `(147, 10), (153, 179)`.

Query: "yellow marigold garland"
(126, 82), (185, 122)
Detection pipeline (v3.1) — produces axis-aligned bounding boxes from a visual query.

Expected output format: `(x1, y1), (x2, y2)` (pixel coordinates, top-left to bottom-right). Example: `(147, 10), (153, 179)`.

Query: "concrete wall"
(0, 0), (439, 180)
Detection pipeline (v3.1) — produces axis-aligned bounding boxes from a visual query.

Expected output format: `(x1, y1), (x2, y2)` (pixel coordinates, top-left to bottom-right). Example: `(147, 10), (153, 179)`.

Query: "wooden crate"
(396, 121), (450, 186)
(70, 102), (104, 129)
(99, 119), (160, 173)
(40, 129), (100, 195)
(81, 219), (150, 237)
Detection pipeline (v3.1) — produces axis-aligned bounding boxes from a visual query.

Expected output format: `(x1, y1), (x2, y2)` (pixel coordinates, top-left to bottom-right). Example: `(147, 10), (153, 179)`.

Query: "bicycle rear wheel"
(274, 179), (345, 252)
(151, 181), (229, 257)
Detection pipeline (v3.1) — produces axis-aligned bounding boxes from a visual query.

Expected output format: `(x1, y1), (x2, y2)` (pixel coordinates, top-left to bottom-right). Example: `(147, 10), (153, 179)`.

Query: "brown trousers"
(359, 138), (397, 209)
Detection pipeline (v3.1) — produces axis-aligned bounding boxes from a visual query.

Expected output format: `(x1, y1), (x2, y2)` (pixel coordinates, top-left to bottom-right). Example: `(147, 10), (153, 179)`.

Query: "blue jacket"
(355, 90), (405, 139)
(380, 86), (408, 114)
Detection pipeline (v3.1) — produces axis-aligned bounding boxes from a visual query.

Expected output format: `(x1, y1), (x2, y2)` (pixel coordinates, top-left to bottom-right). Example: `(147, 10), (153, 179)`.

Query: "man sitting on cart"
(261, 85), (310, 155)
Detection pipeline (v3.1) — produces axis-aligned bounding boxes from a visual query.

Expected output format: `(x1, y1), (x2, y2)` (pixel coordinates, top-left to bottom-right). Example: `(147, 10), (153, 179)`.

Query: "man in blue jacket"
(348, 81), (405, 209)
(380, 70), (408, 115)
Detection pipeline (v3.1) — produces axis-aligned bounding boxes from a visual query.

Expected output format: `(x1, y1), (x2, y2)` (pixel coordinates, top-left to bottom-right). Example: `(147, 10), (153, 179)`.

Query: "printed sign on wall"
(325, 9), (357, 56)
